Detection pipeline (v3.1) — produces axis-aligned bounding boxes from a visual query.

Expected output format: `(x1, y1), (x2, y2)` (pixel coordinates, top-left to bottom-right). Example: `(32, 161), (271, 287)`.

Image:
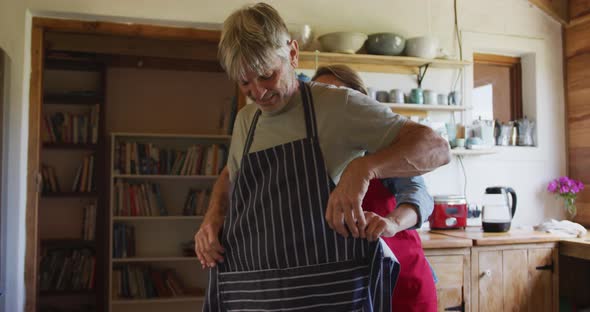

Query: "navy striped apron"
(204, 81), (400, 311)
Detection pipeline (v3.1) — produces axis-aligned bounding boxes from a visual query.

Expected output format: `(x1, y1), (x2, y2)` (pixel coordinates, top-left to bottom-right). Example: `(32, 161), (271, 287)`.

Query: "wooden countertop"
(429, 228), (563, 246)
(418, 231), (472, 249)
(559, 233), (590, 260)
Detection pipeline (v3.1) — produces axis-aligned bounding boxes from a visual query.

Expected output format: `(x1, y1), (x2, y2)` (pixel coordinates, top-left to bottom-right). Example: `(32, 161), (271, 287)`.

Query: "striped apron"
(203, 81), (400, 311)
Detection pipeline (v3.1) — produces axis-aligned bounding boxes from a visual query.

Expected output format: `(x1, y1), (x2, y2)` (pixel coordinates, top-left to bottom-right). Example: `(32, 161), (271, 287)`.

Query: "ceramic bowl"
(404, 36), (439, 59)
(318, 32), (368, 54)
(288, 23), (314, 51)
(365, 33), (406, 56)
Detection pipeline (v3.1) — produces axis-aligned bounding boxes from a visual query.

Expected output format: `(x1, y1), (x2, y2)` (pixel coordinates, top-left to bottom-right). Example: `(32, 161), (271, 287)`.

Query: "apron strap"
(242, 80), (320, 155)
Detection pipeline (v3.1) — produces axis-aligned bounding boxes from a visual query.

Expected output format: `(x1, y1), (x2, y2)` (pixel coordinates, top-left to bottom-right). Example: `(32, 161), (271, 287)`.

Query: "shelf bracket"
(417, 63), (431, 88)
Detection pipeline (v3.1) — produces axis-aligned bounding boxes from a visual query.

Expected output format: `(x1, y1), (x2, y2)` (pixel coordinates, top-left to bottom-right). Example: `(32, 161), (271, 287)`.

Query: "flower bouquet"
(547, 176), (585, 219)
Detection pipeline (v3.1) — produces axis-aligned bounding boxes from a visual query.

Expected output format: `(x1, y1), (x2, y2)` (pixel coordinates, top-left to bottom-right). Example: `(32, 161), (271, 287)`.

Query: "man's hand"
(326, 158), (372, 238)
(363, 211), (400, 241)
(194, 214), (225, 269)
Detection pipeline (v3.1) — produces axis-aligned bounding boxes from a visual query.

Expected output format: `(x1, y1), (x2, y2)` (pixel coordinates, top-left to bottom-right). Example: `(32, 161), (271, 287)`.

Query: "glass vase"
(564, 197), (577, 220)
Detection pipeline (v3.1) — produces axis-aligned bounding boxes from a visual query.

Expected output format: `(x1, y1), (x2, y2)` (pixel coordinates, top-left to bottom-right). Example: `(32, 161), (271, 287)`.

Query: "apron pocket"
(218, 259), (370, 311)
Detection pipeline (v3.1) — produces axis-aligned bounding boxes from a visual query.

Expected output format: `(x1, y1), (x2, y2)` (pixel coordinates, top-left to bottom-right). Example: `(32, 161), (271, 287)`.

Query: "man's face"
(237, 55), (296, 113)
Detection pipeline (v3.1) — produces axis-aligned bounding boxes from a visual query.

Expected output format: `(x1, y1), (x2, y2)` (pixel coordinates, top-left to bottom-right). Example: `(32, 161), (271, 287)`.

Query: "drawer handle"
(445, 303), (465, 311)
(535, 263), (554, 272)
(480, 269), (492, 278)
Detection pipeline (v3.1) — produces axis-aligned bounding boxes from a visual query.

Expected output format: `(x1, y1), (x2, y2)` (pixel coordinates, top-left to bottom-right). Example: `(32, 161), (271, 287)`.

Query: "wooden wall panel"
(566, 20), (590, 57)
(529, 0), (569, 24)
(569, 0), (590, 19)
(566, 7), (590, 225)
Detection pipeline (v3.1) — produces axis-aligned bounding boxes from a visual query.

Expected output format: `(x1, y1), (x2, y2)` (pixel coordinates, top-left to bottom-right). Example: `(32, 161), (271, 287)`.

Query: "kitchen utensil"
(430, 195), (468, 229)
(389, 89), (405, 103)
(410, 88), (424, 104)
(317, 32), (367, 54)
(287, 23), (314, 51)
(365, 32), (406, 56)
(497, 122), (513, 146)
(482, 186), (517, 233)
(404, 36), (439, 59)
(448, 91), (461, 106)
(517, 116), (535, 146)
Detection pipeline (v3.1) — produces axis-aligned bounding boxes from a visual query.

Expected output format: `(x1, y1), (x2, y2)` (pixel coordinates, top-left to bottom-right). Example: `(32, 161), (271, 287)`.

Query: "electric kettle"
(482, 186), (517, 232)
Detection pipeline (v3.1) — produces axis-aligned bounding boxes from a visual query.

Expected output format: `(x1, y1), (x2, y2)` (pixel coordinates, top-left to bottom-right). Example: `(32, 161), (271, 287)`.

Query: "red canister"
(430, 195), (468, 229)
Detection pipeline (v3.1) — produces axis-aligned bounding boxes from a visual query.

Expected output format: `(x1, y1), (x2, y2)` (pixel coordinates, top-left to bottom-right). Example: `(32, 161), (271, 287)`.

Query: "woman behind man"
(313, 64), (438, 311)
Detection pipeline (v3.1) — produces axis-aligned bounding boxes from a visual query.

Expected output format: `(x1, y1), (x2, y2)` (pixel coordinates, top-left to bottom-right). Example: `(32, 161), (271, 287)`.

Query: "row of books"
(113, 181), (167, 217)
(39, 247), (96, 292)
(41, 164), (60, 193)
(183, 189), (211, 216)
(72, 154), (95, 193)
(112, 265), (189, 299)
(113, 223), (135, 259)
(42, 105), (100, 144)
(114, 142), (227, 176)
(82, 203), (96, 241)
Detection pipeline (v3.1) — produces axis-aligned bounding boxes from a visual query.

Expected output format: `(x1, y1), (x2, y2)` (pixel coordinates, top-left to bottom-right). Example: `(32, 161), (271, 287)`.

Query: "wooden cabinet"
(470, 243), (558, 312)
(425, 250), (471, 312)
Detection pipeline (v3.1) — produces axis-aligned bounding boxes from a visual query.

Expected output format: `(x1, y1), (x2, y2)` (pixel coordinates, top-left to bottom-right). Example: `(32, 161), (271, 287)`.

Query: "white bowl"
(318, 32), (368, 54)
(404, 36), (439, 59)
(288, 24), (314, 51)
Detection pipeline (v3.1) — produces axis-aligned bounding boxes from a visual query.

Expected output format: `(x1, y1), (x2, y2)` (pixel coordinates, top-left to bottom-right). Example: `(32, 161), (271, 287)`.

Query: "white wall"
(0, 0), (566, 310)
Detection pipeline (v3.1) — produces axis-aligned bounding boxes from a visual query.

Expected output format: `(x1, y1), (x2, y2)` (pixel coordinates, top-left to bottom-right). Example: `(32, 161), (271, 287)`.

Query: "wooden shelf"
(113, 132), (231, 140)
(44, 93), (103, 105)
(42, 192), (97, 198)
(42, 143), (98, 150)
(451, 148), (497, 156)
(113, 174), (218, 181)
(383, 103), (470, 111)
(112, 256), (198, 263)
(112, 296), (205, 304)
(298, 51), (470, 74)
(41, 239), (95, 249)
(113, 216), (203, 221)
(44, 58), (103, 72)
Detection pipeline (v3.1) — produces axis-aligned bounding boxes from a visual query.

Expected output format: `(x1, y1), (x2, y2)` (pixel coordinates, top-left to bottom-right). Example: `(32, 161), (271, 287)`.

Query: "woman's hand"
(363, 211), (400, 241)
(326, 158), (372, 238)
(194, 214), (225, 269)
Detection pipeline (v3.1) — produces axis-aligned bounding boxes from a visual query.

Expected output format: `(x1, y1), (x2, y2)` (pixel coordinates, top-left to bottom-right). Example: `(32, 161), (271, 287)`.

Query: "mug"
(437, 93), (448, 105)
(455, 138), (465, 148)
(448, 91), (461, 106)
(376, 91), (390, 103)
(389, 89), (405, 104)
(409, 88), (424, 104)
(424, 90), (438, 105)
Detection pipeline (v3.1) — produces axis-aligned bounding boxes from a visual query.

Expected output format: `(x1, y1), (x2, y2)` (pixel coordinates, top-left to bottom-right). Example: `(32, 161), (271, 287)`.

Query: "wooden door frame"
(25, 17), (226, 312)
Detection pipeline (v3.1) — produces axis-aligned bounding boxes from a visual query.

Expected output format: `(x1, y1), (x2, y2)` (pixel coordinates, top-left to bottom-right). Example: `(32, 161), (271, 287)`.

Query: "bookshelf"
(108, 133), (230, 312)
(38, 55), (107, 312)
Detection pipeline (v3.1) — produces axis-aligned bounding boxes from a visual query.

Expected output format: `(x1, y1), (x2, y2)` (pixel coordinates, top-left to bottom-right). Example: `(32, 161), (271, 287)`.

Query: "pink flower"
(547, 181), (558, 192)
(560, 185), (570, 194)
(578, 181), (585, 191)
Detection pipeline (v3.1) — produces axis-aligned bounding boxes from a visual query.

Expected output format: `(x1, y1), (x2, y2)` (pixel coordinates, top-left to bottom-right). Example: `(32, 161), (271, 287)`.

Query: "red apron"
(362, 179), (438, 311)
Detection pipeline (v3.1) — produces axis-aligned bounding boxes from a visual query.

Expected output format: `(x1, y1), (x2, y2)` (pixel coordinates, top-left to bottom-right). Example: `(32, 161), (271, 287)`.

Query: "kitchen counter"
(418, 231), (472, 249)
(429, 228), (563, 246)
(559, 232), (590, 260)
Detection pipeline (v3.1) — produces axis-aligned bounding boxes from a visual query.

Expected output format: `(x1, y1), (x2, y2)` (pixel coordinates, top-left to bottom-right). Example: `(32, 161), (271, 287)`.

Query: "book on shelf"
(182, 189), (210, 216)
(72, 154), (95, 192)
(114, 180), (168, 217)
(112, 223), (136, 258)
(41, 164), (61, 193)
(112, 265), (197, 300)
(114, 141), (228, 176)
(42, 105), (99, 144)
(39, 247), (96, 292)
(82, 203), (96, 241)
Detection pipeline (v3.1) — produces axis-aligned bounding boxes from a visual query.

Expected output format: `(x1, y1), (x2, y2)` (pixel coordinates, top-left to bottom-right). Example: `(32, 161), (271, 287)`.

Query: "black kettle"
(481, 186), (517, 232)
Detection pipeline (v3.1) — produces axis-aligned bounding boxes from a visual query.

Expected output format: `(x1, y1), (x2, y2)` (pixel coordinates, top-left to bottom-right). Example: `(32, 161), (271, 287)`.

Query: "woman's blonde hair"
(219, 3), (291, 81)
(312, 64), (368, 95)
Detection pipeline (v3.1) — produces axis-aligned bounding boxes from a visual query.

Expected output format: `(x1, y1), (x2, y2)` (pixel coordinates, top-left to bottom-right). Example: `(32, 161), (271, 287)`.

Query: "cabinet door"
(502, 249), (528, 311)
(428, 255), (465, 311)
(477, 250), (503, 312)
(527, 248), (554, 312)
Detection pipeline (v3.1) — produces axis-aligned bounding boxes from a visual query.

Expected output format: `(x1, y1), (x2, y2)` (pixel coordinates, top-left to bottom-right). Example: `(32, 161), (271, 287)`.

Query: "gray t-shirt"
(227, 82), (407, 183)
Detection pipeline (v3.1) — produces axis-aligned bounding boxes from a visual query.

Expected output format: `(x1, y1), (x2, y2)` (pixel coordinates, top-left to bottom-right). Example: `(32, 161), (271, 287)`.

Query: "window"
(473, 53), (523, 123)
